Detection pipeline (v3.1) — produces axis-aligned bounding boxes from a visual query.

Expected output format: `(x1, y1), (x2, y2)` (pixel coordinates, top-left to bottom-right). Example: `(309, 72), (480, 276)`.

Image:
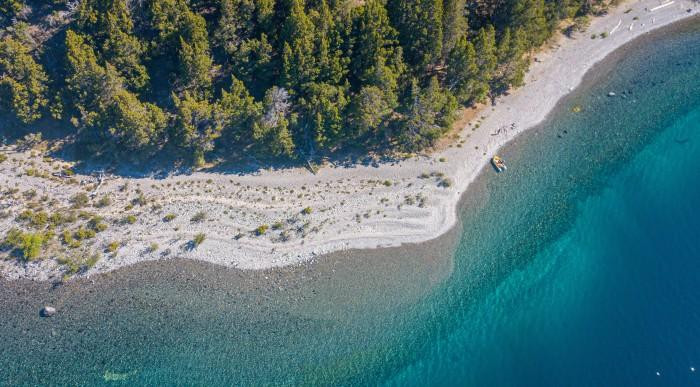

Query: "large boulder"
(40, 306), (56, 317)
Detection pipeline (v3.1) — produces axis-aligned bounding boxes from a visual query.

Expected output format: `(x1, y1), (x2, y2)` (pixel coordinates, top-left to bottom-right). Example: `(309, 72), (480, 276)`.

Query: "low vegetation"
(192, 233), (206, 247)
(70, 193), (90, 208)
(57, 251), (101, 276)
(2, 228), (51, 261)
(191, 211), (206, 223)
(255, 225), (269, 236)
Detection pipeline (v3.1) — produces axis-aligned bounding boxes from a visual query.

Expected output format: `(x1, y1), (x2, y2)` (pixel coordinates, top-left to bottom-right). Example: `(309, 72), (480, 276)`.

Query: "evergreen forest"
(0, 0), (603, 166)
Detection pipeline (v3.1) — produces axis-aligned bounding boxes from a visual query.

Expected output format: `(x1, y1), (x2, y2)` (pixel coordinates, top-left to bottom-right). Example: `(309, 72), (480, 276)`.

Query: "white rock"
(40, 306), (56, 317)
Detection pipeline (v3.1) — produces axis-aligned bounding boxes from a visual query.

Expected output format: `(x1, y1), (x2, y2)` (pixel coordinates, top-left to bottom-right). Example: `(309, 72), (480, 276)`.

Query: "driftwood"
(306, 160), (318, 175)
(51, 171), (71, 179)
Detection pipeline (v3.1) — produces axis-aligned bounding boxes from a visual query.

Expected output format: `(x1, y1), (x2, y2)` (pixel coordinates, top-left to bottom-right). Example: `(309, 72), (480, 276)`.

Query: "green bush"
(191, 211), (206, 223)
(58, 252), (101, 275)
(255, 225), (269, 236)
(95, 195), (112, 208)
(88, 216), (107, 232)
(71, 193), (90, 208)
(61, 230), (81, 248)
(107, 241), (120, 253)
(132, 193), (148, 206)
(193, 233), (206, 247)
(49, 211), (77, 228)
(438, 177), (453, 188)
(17, 210), (49, 229)
(3, 228), (50, 261)
(74, 226), (96, 240)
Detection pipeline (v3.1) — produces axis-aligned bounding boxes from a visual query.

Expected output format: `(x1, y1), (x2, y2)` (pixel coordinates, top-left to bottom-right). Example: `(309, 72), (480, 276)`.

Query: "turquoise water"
(1, 19), (699, 386)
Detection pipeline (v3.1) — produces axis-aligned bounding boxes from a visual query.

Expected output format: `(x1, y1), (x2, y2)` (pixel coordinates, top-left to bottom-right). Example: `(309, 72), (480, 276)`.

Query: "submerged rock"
(40, 306), (56, 317)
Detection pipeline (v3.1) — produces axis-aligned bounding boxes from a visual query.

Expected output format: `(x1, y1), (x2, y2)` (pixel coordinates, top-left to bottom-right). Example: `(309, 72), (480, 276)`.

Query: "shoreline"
(1, 1), (698, 281)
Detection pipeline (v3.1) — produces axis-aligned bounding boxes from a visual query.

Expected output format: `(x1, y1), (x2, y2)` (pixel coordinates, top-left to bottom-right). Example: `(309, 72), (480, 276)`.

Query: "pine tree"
(215, 0), (257, 53)
(441, 0), (467, 61)
(178, 10), (214, 98)
(494, 27), (528, 92)
(511, 0), (549, 48)
(508, 28), (529, 87)
(472, 25), (497, 102)
(389, 0), (444, 70)
(349, 85), (393, 140)
(280, 0), (318, 90)
(64, 30), (122, 128)
(149, 0), (189, 51)
(148, 0), (214, 98)
(0, 0), (23, 19)
(254, 86), (295, 157)
(348, 0), (404, 136)
(0, 36), (48, 123)
(299, 82), (349, 151)
(399, 77), (456, 150)
(229, 34), (275, 97)
(446, 36), (479, 104)
(65, 30), (167, 155)
(313, 0), (348, 85)
(76, 0), (148, 90)
(172, 92), (224, 166)
(350, 0), (404, 87)
(106, 89), (168, 151)
(218, 76), (262, 144)
(400, 78), (437, 151)
(216, 0), (277, 96)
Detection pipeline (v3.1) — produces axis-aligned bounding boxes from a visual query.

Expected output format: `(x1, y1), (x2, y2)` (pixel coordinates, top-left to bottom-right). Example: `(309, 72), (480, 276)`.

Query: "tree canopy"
(0, 0), (599, 165)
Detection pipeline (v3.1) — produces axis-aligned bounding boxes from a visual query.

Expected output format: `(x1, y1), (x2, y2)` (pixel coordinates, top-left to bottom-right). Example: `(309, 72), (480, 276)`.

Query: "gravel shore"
(1, 0), (697, 281)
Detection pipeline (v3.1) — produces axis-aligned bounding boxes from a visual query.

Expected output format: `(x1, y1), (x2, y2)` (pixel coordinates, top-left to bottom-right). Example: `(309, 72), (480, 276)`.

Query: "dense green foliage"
(2, 228), (51, 261)
(0, 0), (601, 165)
(0, 34), (48, 123)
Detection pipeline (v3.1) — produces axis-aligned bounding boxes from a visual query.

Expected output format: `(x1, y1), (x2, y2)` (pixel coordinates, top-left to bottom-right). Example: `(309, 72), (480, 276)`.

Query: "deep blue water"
(1, 18), (699, 386)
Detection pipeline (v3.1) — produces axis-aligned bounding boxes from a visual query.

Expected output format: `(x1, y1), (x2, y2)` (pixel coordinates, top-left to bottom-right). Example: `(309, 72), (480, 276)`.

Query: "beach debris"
(650, 2), (674, 12)
(39, 306), (56, 317)
(305, 160), (319, 175)
(571, 105), (583, 113)
(608, 91), (616, 97)
(610, 19), (622, 35)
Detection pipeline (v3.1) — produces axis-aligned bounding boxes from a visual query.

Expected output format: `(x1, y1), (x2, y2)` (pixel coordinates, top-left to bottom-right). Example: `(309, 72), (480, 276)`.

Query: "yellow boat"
(491, 156), (507, 172)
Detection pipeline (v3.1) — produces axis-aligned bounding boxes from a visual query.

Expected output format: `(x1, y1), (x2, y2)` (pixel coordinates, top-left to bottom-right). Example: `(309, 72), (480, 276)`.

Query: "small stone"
(40, 306), (56, 317)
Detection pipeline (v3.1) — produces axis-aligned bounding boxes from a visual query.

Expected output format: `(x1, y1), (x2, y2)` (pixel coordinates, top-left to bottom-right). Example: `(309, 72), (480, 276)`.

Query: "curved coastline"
(1, 1), (698, 281)
(3, 19), (700, 384)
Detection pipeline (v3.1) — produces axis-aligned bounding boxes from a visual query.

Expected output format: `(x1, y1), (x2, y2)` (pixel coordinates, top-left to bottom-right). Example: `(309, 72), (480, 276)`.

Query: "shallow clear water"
(1, 19), (699, 386)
